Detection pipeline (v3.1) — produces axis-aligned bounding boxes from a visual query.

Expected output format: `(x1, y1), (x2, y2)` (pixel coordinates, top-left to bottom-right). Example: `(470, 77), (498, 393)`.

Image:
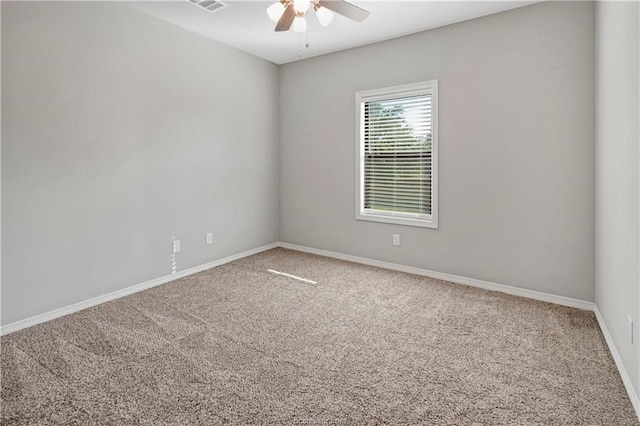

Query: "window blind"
(362, 94), (432, 216)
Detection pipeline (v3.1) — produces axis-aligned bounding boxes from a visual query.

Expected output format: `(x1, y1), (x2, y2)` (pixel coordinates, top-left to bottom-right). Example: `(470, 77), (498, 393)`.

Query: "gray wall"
(595, 0), (640, 399)
(1, 1), (280, 325)
(280, 1), (595, 301)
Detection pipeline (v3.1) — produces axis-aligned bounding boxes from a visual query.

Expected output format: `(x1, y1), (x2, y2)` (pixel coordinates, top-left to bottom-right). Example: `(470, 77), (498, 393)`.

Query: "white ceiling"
(125, 0), (540, 64)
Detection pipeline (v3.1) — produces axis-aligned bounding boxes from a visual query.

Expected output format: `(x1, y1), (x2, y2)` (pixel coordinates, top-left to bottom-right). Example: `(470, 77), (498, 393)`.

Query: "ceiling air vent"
(187, 0), (228, 13)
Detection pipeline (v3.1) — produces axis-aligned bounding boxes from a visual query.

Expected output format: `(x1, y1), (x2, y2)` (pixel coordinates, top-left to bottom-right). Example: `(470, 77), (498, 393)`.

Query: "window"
(356, 81), (438, 228)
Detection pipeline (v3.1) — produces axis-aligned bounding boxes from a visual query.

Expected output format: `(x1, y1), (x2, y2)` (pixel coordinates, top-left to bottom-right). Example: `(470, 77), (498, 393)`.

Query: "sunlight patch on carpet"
(267, 269), (317, 284)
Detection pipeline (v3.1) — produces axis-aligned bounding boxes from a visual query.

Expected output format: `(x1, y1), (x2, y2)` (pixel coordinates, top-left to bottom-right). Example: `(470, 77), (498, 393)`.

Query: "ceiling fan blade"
(275, 3), (295, 32)
(318, 0), (369, 22)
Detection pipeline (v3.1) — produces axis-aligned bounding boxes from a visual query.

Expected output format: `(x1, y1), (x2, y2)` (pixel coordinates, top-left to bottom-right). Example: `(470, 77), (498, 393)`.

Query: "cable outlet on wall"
(392, 234), (400, 246)
(172, 240), (181, 254)
(206, 232), (213, 245)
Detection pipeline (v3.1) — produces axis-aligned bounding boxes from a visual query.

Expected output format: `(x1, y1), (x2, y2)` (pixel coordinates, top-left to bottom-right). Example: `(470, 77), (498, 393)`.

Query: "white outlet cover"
(393, 234), (400, 246)
(206, 233), (213, 245)
(628, 316), (634, 344)
(172, 240), (181, 253)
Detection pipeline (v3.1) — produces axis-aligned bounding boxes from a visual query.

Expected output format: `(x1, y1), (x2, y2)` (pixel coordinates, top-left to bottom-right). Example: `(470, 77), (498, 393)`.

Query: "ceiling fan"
(267, 0), (370, 33)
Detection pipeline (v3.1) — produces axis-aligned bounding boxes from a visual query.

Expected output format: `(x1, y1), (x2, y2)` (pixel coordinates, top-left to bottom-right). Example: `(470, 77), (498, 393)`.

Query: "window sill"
(356, 211), (438, 229)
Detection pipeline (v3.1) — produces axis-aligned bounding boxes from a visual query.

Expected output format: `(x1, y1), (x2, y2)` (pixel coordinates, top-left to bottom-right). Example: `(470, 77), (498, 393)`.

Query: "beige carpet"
(1, 248), (637, 425)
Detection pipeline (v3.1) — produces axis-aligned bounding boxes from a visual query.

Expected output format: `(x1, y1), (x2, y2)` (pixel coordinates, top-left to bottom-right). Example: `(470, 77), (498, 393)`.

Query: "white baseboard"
(277, 242), (595, 311)
(1, 241), (593, 335)
(594, 307), (640, 419)
(0, 242), (278, 336)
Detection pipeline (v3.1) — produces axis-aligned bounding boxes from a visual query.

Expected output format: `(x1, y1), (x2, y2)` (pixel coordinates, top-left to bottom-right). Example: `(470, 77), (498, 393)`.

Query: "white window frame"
(355, 80), (438, 229)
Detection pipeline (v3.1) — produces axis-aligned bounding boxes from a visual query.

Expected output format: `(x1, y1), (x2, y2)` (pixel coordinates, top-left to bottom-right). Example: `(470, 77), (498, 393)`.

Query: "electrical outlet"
(206, 232), (213, 245)
(172, 240), (181, 254)
(628, 316), (634, 344)
(393, 234), (400, 246)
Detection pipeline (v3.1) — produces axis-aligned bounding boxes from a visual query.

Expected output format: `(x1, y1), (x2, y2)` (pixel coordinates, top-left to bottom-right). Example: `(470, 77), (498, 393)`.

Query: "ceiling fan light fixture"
(314, 5), (334, 27)
(269, 0), (369, 33)
(293, 0), (311, 14)
(292, 16), (307, 32)
(267, 1), (286, 22)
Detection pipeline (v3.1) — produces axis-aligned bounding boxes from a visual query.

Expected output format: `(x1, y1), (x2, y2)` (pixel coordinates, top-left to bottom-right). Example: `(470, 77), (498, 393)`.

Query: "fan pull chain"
(298, 29), (311, 60)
